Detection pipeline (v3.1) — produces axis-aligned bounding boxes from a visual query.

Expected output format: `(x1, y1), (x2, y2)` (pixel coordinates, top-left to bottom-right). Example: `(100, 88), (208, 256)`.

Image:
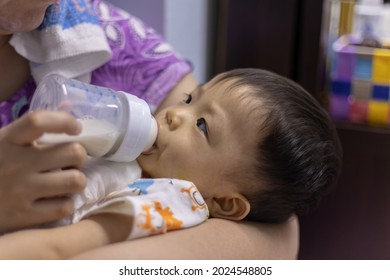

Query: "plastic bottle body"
(29, 74), (157, 162)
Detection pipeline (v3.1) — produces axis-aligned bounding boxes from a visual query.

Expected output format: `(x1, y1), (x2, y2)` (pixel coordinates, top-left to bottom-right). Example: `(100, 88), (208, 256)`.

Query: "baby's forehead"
(207, 78), (267, 141)
(207, 77), (266, 119)
(205, 76), (250, 101)
(208, 74), (261, 98)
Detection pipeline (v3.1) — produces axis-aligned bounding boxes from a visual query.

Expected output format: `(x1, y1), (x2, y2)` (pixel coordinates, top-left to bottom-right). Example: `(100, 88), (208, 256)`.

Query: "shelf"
(334, 121), (390, 135)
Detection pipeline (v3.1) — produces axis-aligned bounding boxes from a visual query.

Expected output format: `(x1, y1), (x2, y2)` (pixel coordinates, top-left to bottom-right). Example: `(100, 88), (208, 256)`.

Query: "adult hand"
(0, 111), (88, 233)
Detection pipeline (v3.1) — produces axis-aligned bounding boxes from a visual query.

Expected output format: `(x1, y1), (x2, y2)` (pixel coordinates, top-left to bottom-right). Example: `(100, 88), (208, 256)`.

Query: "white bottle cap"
(143, 117), (158, 151)
(106, 93), (157, 162)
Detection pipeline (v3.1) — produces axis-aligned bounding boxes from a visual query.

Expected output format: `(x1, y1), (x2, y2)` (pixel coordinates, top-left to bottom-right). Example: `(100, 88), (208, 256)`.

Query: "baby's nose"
(167, 108), (183, 130)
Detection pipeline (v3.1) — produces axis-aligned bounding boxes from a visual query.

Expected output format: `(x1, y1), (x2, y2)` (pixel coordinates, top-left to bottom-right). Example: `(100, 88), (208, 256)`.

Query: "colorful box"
(329, 35), (390, 126)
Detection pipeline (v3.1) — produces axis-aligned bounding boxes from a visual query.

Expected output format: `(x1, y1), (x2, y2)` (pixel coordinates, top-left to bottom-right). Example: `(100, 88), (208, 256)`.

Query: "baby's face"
(137, 76), (261, 198)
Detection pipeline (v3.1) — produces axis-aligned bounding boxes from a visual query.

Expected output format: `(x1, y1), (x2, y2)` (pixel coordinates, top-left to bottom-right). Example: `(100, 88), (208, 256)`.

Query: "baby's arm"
(0, 213), (132, 260)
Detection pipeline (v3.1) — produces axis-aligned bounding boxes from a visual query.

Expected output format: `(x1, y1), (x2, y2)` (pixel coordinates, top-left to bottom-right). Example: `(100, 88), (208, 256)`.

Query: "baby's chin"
(136, 154), (156, 177)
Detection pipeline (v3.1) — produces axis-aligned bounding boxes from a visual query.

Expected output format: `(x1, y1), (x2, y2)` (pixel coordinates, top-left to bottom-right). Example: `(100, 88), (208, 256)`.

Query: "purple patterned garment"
(0, 0), (191, 128)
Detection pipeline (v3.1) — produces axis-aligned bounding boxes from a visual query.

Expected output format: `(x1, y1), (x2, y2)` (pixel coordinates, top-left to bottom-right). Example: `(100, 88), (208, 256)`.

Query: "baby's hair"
(215, 68), (342, 223)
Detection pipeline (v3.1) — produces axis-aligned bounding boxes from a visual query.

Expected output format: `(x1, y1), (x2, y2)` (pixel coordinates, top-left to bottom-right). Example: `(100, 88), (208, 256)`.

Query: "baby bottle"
(29, 73), (158, 162)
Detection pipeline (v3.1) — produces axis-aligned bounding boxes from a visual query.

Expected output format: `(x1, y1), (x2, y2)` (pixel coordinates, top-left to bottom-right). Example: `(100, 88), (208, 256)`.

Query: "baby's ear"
(206, 194), (250, 221)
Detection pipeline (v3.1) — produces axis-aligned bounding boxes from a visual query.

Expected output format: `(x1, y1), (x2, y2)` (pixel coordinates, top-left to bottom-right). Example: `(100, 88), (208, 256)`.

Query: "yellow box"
(331, 35), (390, 126)
(372, 49), (390, 85)
(368, 101), (389, 125)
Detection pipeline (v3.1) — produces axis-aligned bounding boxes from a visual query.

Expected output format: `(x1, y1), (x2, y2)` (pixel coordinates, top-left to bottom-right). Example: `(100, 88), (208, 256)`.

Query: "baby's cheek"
(136, 156), (152, 175)
(173, 170), (192, 182)
(163, 148), (192, 175)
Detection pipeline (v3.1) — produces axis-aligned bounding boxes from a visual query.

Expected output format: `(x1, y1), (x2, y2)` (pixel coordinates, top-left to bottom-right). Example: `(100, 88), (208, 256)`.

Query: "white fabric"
(9, 1), (112, 84)
(61, 158), (209, 240)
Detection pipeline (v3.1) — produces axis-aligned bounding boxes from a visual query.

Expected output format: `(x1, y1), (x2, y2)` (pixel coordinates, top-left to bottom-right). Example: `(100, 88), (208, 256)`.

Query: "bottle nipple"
(143, 117), (158, 151)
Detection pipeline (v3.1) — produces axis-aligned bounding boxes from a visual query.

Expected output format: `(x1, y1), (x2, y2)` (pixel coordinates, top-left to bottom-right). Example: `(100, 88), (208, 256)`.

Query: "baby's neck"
(141, 170), (152, 179)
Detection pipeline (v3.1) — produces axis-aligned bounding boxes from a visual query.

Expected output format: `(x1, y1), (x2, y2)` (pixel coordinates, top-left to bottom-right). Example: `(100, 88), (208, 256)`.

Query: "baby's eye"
(183, 94), (192, 104)
(196, 118), (208, 136)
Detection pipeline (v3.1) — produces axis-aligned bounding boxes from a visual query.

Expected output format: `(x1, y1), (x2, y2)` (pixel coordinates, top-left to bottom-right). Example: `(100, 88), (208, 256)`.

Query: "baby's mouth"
(142, 142), (158, 155)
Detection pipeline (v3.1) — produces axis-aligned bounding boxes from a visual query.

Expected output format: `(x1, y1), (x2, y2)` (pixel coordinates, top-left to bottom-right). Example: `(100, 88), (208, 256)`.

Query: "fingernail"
(73, 120), (83, 134)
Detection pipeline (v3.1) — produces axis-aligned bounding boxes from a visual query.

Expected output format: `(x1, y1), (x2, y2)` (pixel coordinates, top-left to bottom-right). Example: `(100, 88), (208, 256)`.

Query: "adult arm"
(72, 216), (299, 259)
(0, 111), (88, 233)
(0, 213), (132, 260)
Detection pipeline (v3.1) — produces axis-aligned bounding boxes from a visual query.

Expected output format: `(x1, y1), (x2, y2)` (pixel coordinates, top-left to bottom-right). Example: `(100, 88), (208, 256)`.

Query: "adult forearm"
(0, 213), (133, 259)
(72, 217), (299, 260)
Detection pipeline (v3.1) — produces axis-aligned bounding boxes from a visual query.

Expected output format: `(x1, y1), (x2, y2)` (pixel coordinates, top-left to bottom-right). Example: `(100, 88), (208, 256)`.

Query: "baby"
(0, 68), (342, 259)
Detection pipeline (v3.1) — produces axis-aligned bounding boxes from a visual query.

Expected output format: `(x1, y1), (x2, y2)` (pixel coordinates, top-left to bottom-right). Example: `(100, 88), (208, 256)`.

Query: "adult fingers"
(0, 196), (75, 234)
(28, 142), (88, 172)
(0, 169), (85, 233)
(29, 197), (76, 229)
(28, 169), (87, 200)
(5, 111), (82, 145)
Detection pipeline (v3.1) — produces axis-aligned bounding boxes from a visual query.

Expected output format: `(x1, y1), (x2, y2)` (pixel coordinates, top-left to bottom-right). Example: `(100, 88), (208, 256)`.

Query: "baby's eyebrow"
(193, 84), (205, 97)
